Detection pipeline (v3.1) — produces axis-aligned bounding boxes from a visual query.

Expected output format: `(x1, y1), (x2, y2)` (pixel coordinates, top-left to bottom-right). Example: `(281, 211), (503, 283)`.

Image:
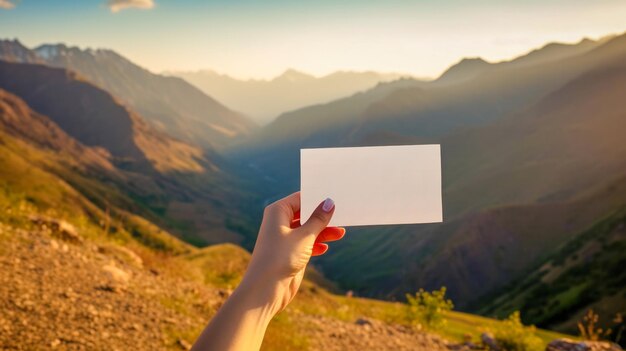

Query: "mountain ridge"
(171, 68), (409, 124)
(0, 39), (257, 150)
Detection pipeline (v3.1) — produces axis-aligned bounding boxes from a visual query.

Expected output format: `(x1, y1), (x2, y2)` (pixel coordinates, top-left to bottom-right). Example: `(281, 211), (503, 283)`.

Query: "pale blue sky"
(1, 0), (625, 79)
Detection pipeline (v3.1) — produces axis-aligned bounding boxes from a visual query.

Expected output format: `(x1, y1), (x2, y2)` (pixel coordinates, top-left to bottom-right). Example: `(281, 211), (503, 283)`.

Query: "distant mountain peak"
(274, 69), (315, 82)
(435, 56), (492, 85)
(459, 57), (489, 64)
(34, 44), (118, 61)
(0, 39), (43, 64)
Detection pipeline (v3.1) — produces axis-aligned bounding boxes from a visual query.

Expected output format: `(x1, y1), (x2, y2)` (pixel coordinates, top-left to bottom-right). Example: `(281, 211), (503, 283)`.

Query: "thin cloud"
(107, 0), (155, 13)
(0, 0), (16, 10)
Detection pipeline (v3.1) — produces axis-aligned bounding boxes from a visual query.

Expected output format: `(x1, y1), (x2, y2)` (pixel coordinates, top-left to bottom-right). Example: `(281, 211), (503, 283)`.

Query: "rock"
(481, 332), (499, 350)
(546, 338), (622, 351)
(102, 264), (130, 284)
(29, 216), (82, 243)
(95, 284), (124, 293)
(98, 245), (143, 268)
(355, 317), (373, 326)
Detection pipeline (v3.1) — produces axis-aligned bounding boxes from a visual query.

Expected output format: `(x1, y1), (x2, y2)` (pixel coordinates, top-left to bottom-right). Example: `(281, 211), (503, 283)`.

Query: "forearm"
(191, 194), (338, 350)
(191, 271), (285, 351)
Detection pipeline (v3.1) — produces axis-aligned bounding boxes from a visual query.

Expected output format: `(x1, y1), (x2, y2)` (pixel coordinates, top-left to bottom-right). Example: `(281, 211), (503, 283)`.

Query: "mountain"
(349, 34), (622, 152)
(169, 68), (406, 124)
(0, 40), (256, 150)
(403, 175), (626, 310)
(432, 37), (601, 86)
(0, 89), (115, 175)
(434, 57), (492, 85)
(228, 77), (428, 187)
(231, 35), (611, 187)
(501, 37), (602, 68)
(478, 198), (626, 335)
(0, 59), (258, 246)
(0, 86), (569, 350)
(320, 46), (626, 303)
(0, 60), (207, 174)
(0, 39), (43, 64)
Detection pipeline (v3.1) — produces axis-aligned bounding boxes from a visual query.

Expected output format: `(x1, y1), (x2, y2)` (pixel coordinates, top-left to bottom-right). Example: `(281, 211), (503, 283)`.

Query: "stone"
(481, 332), (499, 350)
(102, 264), (130, 284)
(355, 317), (373, 326)
(29, 216), (82, 244)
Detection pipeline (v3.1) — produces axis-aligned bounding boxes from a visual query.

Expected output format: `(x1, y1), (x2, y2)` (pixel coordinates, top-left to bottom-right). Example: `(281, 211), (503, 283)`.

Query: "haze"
(1, 0), (625, 79)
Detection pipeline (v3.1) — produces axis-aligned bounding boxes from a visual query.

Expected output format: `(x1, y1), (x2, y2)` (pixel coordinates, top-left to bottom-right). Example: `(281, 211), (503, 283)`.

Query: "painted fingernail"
(322, 198), (335, 212)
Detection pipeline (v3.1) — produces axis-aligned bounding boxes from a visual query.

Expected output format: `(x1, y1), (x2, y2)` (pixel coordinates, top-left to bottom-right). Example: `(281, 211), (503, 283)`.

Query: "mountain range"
(0, 41), (571, 351)
(0, 31), (624, 340)
(230, 33), (626, 333)
(169, 69), (406, 124)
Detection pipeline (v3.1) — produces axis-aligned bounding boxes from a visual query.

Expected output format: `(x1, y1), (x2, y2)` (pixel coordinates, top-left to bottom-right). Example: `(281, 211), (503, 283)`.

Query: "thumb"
(301, 198), (335, 236)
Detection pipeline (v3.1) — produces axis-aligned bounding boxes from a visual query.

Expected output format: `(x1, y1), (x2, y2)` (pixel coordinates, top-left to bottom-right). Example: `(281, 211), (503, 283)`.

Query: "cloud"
(107, 0), (155, 13)
(0, 0), (16, 10)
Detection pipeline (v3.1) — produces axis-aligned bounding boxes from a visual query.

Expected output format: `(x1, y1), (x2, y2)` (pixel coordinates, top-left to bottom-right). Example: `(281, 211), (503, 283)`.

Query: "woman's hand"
(192, 192), (345, 351)
(245, 192), (345, 314)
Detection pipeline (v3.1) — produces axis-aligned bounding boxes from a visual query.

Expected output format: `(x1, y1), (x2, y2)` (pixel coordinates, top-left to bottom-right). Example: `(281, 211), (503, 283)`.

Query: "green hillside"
(480, 207), (626, 334)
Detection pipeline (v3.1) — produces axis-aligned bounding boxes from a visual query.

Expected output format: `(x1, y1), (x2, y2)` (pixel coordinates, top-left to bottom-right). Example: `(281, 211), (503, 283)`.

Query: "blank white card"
(301, 145), (443, 227)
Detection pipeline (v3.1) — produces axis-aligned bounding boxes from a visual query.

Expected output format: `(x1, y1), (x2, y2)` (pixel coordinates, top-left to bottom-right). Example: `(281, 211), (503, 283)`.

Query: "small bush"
(405, 287), (454, 329)
(493, 311), (543, 351)
(578, 309), (612, 341)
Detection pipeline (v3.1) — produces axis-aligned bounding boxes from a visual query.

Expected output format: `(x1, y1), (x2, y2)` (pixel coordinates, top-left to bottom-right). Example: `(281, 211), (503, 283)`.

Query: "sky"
(1, 0), (625, 79)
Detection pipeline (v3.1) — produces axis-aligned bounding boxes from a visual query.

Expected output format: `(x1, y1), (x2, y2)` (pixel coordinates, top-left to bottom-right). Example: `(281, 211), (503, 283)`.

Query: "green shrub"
(493, 311), (543, 351)
(405, 287), (454, 329)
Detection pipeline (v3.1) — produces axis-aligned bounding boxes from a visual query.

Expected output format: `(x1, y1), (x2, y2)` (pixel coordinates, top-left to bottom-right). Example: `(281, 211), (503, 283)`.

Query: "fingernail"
(322, 198), (335, 212)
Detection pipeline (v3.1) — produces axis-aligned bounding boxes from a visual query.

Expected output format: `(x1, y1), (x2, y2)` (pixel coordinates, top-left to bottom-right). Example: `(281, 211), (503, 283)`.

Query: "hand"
(243, 192), (346, 315)
(191, 192), (345, 351)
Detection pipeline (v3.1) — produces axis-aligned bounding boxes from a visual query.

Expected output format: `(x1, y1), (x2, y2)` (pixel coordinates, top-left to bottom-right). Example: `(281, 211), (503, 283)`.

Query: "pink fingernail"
(322, 198), (335, 212)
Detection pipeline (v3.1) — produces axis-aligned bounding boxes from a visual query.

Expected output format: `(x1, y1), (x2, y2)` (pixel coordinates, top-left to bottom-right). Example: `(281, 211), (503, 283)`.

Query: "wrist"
(238, 266), (289, 317)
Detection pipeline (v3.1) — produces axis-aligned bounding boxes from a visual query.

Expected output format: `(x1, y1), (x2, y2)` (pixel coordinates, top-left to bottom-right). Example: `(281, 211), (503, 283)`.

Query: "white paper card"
(301, 145), (442, 226)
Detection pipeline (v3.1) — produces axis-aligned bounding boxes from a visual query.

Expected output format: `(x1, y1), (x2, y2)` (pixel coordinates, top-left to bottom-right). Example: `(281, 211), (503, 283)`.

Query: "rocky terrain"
(0, 222), (213, 350)
(294, 314), (450, 351)
(0, 219), (467, 351)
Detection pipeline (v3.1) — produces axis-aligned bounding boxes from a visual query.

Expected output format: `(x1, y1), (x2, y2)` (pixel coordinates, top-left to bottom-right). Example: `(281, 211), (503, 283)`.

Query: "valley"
(0, 29), (624, 349)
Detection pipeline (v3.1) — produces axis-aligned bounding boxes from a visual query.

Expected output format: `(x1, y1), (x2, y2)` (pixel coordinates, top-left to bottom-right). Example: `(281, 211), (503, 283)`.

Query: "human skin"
(191, 192), (345, 351)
